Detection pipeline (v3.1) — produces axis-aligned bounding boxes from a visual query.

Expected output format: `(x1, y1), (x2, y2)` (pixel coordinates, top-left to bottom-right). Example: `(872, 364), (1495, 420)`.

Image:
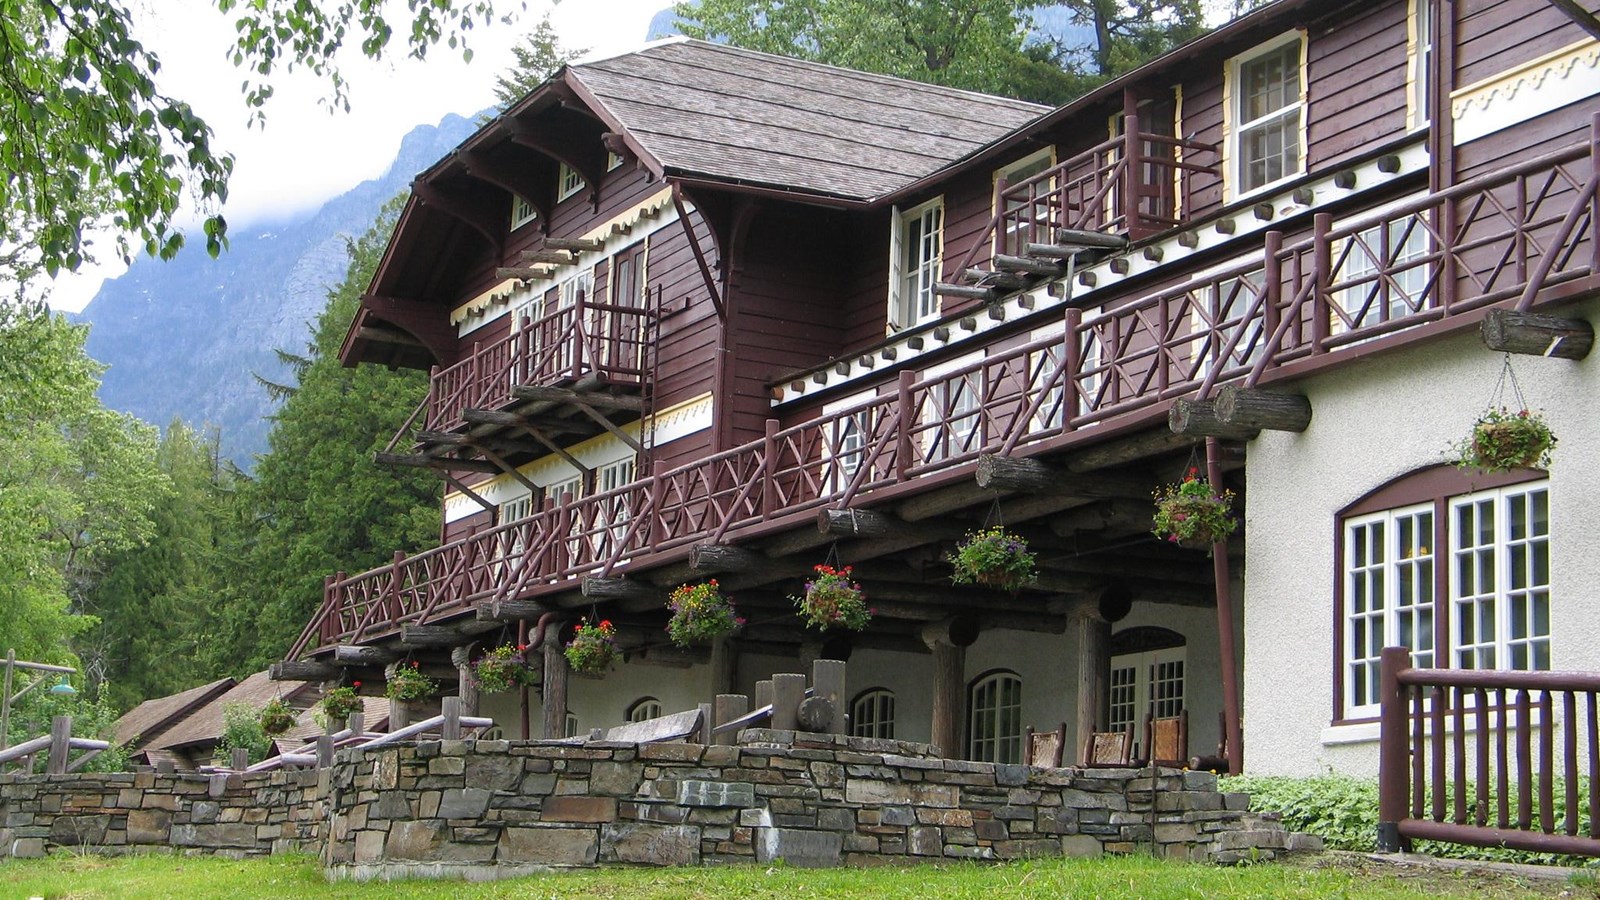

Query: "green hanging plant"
(257, 697), (297, 737)
(1456, 407), (1555, 472)
(793, 564), (872, 631)
(473, 643), (538, 693)
(319, 684), (363, 722)
(666, 580), (743, 646)
(565, 618), (617, 674)
(1152, 468), (1238, 550)
(385, 661), (435, 703)
(948, 526), (1037, 592)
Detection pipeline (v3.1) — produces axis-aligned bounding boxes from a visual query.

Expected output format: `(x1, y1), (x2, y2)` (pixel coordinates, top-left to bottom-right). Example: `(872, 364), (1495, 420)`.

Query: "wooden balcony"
(288, 134), (1600, 661)
(425, 292), (654, 435)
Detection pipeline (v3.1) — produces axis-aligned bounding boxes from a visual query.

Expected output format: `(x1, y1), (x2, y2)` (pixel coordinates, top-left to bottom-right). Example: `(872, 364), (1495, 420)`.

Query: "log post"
(1377, 646), (1414, 852)
(753, 679), (773, 714)
(316, 735), (335, 768)
(811, 659), (847, 735)
(47, 716), (71, 775)
(349, 711), (365, 737)
(922, 622), (969, 759)
(816, 507), (895, 537)
(1480, 309), (1595, 359)
(231, 747), (249, 770)
(771, 674), (806, 732)
(270, 660), (342, 682)
(713, 694), (749, 745)
(441, 696), (463, 741)
(1215, 386), (1313, 432)
(1071, 600), (1112, 761)
(708, 636), (737, 738)
(691, 544), (767, 573)
(1169, 398), (1259, 440)
(451, 645), (480, 718)
(542, 630), (570, 740)
(698, 702), (715, 743)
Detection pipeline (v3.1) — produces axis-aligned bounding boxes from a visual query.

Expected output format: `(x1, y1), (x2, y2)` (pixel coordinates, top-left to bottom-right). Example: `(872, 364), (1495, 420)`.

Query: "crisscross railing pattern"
(425, 293), (653, 432)
(286, 137), (1598, 660)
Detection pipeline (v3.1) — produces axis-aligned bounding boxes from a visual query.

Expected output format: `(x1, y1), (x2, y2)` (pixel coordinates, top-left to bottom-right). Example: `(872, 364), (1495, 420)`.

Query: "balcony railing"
(287, 134), (1599, 660)
(1377, 646), (1600, 857)
(954, 122), (1219, 274)
(426, 291), (653, 433)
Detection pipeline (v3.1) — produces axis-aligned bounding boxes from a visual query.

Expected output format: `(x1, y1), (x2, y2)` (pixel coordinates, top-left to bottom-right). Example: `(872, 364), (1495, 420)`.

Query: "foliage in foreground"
(0, 850), (1567, 900)
(1229, 773), (1600, 868)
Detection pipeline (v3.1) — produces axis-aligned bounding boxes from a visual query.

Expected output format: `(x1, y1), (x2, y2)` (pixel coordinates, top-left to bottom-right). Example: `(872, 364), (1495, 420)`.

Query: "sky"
(47, 0), (672, 312)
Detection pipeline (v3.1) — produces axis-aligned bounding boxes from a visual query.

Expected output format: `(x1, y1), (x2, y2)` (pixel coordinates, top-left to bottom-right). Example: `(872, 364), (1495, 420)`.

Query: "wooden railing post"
(762, 419), (779, 515)
(388, 550), (405, 620)
(1122, 106), (1144, 237)
(1263, 230), (1283, 361)
(1063, 308), (1083, 426)
(231, 746), (249, 770)
(1311, 213), (1333, 353)
(441, 696), (462, 741)
(647, 460), (667, 551)
(46, 716), (71, 775)
(426, 364), (440, 430)
(895, 371), (915, 481)
(1378, 646), (1413, 852)
(1590, 113), (1600, 276)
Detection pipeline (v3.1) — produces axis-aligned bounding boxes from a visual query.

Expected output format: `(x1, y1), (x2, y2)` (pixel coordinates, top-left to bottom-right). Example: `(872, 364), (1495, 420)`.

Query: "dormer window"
(558, 163), (585, 202)
(511, 194), (538, 230)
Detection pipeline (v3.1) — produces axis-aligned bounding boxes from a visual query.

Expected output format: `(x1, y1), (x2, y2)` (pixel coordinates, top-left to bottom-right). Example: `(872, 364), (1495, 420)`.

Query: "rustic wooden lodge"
(274, 0), (1600, 809)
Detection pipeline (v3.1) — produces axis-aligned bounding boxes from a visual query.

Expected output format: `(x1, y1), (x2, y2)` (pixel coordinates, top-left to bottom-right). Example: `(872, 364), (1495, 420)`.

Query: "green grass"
(0, 852), (1567, 900)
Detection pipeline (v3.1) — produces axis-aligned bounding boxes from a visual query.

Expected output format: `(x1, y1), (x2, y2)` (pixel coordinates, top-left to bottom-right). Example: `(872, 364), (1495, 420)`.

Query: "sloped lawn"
(2, 852), (1585, 899)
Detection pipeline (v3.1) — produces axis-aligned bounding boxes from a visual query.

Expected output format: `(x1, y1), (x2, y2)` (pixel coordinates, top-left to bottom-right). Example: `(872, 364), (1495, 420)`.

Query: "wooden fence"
(1377, 646), (1600, 857)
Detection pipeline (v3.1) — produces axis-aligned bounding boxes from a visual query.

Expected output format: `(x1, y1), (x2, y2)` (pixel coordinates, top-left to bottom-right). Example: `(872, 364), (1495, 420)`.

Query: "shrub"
(219, 702), (272, 765)
(1226, 773), (1600, 867)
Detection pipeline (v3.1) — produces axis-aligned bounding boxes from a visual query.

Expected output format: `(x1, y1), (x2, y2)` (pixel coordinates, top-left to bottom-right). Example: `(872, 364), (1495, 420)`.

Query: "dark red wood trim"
(456, 149), (551, 237)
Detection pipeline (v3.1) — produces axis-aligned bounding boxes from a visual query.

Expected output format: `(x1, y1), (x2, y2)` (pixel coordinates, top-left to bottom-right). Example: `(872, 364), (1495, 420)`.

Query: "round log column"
(451, 644), (480, 718)
(922, 620), (970, 759)
(542, 631), (570, 740)
(1071, 599), (1112, 762)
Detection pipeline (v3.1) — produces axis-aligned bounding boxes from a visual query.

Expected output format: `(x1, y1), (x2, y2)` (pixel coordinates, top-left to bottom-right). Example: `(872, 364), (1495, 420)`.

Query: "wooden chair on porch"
(1142, 709), (1189, 767)
(1024, 723), (1067, 767)
(1078, 723), (1135, 767)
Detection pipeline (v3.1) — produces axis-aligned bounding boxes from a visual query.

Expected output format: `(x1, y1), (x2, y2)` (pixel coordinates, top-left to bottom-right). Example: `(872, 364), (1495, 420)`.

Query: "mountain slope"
(76, 113), (479, 466)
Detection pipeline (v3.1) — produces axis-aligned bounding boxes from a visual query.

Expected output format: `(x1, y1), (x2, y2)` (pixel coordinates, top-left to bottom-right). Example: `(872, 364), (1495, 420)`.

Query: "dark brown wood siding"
(1455, 0), (1587, 88)
(1306, 4), (1411, 167)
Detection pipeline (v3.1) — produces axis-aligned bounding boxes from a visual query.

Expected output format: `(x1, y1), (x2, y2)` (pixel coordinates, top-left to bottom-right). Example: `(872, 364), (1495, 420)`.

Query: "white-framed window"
(597, 457), (635, 494)
(919, 353), (984, 464)
(564, 711), (579, 737)
(1339, 473), (1550, 718)
(1109, 647), (1186, 757)
(850, 688), (896, 740)
(511, 194), (538, 230)
(627, 697), (662, 723)
(500, 492), (534, 525)
(888, 197), (944, 332)
(1229, 32), (1305, 197)
(1188, 265), (1267, 381)
(995, 148), (1056, 256)
(1029, 323), (1103, 432)
(607, 150), (625, 171)
(1408, 0), (1433, 129)
(546, 474), (583, 505)
(558, 163), (585, 202)
(822, 392), (877, 494)
(967, 670), (1023, 764)
(1334, 215), (1431, 332)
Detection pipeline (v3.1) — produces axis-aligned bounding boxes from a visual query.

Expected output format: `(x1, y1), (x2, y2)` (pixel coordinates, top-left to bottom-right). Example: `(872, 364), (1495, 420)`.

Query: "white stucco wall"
(1242, 298), (1600, 776)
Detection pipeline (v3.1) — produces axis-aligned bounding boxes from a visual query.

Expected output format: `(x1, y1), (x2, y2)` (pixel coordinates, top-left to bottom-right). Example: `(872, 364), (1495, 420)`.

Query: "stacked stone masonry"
(0, 731), (1320, 879)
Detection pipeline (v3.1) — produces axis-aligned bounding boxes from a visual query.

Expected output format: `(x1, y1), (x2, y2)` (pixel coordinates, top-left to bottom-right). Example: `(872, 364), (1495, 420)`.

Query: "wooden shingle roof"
(113, 676), (235, 748)
(145, 671), (311, 751)
(568, 39), (1049, 202)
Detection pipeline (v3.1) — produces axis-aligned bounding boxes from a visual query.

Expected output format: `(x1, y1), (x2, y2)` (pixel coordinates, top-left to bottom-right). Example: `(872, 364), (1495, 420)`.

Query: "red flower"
(600, 619), (613, 629)
(352, 680), (362, 688)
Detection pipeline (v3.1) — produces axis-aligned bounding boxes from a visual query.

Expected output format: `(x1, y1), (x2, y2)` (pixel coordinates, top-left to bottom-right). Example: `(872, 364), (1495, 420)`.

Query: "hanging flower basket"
(793, 564), (873, 631)
(257, 698), (297, 737)
(565, 618), (617, 674)
(948, 526), (1037, 592)
(1152, 468), (1238, 550)
(385, 661), (435, 703)
(319, 684), (363, 723)
(1457, 407), (1555, 472)
(666, 580), (743, 646)
(473, 643), (537, 693)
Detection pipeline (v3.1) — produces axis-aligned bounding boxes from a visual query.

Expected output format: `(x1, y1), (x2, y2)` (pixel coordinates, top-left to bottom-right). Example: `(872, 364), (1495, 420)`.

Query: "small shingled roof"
(146, 671), (311, 751)
(569, 39), (1050, 202)
(113, 676), (235, 748)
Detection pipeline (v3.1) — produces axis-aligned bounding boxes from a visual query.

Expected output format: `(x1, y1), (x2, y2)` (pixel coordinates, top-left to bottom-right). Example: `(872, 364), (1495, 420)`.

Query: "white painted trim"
(887, 196), (945, 333)
(1452, 38), (1600, 145)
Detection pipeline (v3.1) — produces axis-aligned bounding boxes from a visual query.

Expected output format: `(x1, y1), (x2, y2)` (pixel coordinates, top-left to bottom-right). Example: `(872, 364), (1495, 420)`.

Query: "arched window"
(850, 688), (895, 739)
(626, 697), (662, 723)
(1337, 466), (1550, 720)
(967, 670), (1023, 763)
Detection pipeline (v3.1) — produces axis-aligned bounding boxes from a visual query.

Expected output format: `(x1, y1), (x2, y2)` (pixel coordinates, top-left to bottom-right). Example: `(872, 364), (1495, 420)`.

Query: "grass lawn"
(1, 852), (1587, 900)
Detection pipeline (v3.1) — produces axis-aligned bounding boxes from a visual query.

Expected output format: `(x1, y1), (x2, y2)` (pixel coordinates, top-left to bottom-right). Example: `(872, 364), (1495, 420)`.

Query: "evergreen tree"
(206, 198), (440, 674)
(492, 13), (588, 110)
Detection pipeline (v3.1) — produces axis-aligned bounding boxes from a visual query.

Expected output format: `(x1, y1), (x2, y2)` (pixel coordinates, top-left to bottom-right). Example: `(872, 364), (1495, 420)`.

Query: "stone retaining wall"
(1, 731), (1319, 878)
(0, 769), (325, 859)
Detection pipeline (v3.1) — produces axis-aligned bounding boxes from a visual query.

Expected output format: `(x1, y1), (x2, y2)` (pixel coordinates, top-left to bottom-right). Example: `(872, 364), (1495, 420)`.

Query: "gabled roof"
(145, 671), (312, 751)
(113, 676), (235, 747)
(563, 39), (1050, 202)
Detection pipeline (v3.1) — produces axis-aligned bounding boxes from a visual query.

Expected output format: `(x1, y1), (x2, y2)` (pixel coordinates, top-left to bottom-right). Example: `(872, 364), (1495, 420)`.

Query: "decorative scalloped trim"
(1452, 39), (1600, 143)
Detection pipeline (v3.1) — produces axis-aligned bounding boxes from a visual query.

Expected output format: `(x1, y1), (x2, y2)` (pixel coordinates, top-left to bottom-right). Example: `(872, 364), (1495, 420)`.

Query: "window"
(1408, 0), (1433, 129)
(1191, 267), (1267, 380)
(967, 670), (1023, 763)
(496, 491), (535, 563)
(889, 197), (944, 331)
(1109, 648), (1186, 758)
(1230, 33), (1304, 196)
(500, 492), (534, 525)
(1030, 324), (1103, 431)
(607, 150), (625, 171)
(627, 697), (662, 723)
(558, 163), (585, 202)
(1334, 216), (1431, 332)
(564, 711), (579, 738)
(851, 689), (896, 739)
(827, 410), (870, 494)
(995, 148), (1055, 256)
(1339, 470), (1550, 718)
(926, 370), (982, 462)
(546, 475), (583, 505)
(511, 194), (538, 230)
